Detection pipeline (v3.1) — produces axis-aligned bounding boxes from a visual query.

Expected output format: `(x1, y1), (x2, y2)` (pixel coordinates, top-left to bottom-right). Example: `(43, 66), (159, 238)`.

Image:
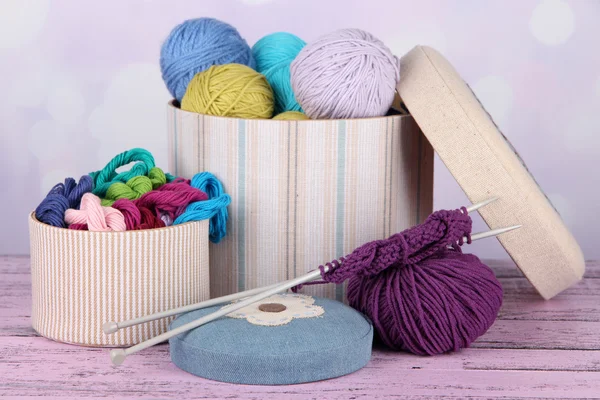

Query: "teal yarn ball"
(160, 18), (255, 102)
(252, 32), (306, 114)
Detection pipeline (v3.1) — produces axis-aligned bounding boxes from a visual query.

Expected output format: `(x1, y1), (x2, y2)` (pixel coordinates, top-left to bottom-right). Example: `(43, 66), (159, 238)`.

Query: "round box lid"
(169, 293), (373, 385)
(397, 46), (584, 299)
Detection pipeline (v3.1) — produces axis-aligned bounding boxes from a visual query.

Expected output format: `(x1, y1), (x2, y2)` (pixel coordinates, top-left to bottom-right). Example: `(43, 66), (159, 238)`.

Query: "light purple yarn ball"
(290, 28), (399, 119)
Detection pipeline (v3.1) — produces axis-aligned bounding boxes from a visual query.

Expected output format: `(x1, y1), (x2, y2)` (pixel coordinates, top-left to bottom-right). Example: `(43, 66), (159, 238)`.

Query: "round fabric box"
(29, 213), (210, 347)
(169, 293), (373, 385)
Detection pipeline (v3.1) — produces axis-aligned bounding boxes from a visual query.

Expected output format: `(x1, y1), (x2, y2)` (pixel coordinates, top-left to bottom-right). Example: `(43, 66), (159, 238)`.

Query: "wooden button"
(258, 303), (287, 313)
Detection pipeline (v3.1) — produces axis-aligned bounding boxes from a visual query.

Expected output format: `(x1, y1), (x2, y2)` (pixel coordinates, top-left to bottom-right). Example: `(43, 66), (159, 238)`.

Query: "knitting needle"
(109, 224), (520, 365)
(105, 201), (517, 337)
(109, 266), (331, 366)
(468, 225), (521, 242)
(104, 224), (518, 336)
(462, 197), (521, 242)
(465, 197), (498, 213)
(103, 281), (285, 335)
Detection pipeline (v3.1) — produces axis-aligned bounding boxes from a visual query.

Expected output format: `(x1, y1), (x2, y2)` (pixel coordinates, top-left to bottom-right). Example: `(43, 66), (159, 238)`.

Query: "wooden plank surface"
(0, 256), (599, 399)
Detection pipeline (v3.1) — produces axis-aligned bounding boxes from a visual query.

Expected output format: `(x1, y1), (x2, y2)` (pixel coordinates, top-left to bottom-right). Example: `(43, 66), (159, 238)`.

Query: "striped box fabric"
(168, 103), (434, 301)
(28, 214), (210, 347)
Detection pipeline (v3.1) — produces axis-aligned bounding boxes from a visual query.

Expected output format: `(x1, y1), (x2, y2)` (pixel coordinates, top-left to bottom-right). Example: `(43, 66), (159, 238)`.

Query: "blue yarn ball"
(160, 18), (256, 102)
(252, 32), (305, 113)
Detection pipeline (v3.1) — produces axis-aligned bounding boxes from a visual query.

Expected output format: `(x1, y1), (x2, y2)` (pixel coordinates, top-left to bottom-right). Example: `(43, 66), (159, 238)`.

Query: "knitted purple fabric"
(302, 208), (503, 356)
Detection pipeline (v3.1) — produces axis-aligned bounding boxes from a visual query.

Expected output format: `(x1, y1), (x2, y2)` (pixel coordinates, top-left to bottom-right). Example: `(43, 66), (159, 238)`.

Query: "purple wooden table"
(1, 256), (599, 399)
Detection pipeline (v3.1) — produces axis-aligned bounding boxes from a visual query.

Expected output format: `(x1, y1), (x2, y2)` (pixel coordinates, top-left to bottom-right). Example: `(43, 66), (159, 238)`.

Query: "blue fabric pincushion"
(169, 293), (373, 385)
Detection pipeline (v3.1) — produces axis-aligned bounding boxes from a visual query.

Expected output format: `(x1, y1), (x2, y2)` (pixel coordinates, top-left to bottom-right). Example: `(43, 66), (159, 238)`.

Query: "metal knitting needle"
(104, 223), (520, 336)
(464, 225), (521, 243)
(109, 221), (520, 365)
(462, 197), (521, 242)
(109, 266), (331, 366)
(465, 197), (498, 213)
(103, 281), (285, 335)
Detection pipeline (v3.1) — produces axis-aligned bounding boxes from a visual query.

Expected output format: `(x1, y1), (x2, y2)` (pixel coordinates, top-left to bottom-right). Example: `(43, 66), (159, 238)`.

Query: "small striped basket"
(168, 101), (434, 302)
(28, 213), (210, 347)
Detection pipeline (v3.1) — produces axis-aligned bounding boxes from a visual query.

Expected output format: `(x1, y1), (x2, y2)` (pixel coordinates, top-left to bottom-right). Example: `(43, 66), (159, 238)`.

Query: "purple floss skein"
(300, 208), (503, 356)
(35, 175), (94, 228)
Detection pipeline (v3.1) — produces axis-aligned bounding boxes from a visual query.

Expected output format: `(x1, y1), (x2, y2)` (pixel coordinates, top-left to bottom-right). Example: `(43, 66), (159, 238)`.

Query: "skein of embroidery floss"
(101, 167), (167, 206)
(252, 32), (306, 114)
(181, 64), (274, 119)
(35, 175), (93, 227)
(175, 172), (231, 243)
(160, 18), (255, 102)
(90, 148), (169, 197)
(290, 28), (399, 119)
(65, 193), (126, 232)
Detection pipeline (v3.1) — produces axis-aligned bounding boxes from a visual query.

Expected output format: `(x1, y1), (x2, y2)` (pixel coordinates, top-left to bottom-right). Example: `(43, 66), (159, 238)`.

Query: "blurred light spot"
(28, 119), (69, 161)
(530, 0), (574, 46)
(0, 0), (50, 49)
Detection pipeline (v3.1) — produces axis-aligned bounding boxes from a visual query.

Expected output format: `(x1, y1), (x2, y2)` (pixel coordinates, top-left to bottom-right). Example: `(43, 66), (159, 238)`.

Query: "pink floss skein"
(134, 181), (207, 222)
(65, 193), (126, 232)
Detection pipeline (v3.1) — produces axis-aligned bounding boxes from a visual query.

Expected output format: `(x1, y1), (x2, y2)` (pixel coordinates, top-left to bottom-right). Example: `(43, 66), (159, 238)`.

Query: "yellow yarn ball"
(272, 111), (310, 120)
(181, 63), (274, 119)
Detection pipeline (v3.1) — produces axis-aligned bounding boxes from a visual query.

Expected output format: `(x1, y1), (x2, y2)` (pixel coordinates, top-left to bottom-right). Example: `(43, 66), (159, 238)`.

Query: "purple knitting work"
(35, 176), (94, 228)
(302, 208), (503, 356)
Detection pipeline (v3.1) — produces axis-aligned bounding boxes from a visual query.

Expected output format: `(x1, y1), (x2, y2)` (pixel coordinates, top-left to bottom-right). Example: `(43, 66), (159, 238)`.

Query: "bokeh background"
(0, 0), (598, 259)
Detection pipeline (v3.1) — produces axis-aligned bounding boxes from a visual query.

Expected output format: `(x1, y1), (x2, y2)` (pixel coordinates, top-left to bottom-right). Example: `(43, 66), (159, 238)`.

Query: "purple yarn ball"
(347, 249), (502, 355)
(290, 28), (399, 119)
(306, 208), (503, 355)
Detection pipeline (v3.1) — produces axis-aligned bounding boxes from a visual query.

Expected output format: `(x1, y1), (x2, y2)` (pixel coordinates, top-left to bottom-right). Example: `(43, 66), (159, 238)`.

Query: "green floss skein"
(101, 167), (167, 206)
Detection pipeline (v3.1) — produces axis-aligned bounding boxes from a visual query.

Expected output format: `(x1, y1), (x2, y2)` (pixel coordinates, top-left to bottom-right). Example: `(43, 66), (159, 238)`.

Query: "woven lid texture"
(397, 46), (584, 299)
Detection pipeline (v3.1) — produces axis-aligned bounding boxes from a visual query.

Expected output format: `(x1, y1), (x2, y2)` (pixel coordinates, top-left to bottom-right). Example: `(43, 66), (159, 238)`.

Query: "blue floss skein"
(160, 18), (256, 102)
(252, 32), (306, 113)
(35, 175), (94, 227)
(174, 172), (231, 243)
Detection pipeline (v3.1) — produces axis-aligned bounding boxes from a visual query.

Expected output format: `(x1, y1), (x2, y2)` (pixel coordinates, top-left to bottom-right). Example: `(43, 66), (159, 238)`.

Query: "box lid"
(397, 46), (584, 299)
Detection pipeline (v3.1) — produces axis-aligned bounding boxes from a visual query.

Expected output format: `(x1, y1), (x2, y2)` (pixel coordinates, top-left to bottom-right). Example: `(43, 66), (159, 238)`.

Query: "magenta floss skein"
(297, 208), (503, 355)
(290, 28), (399, 119)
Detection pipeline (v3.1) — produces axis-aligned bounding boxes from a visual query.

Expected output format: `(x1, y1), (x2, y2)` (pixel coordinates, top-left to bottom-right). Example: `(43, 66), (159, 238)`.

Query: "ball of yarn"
(181, 64), (274, 119)
(308, 208), (502, 355)
(272, 111), (310, 120)
(160, 18), (255, 102)
(252, 32), (306, 114)
(347, 250), (501, 355)
(35, 175), (93, 228)
(290, 28), (399, 119)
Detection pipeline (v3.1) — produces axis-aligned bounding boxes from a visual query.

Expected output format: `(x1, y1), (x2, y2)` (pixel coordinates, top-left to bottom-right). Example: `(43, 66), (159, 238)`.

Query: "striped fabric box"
(28, 214), (210, 347)
(168, 102), (433, 301)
